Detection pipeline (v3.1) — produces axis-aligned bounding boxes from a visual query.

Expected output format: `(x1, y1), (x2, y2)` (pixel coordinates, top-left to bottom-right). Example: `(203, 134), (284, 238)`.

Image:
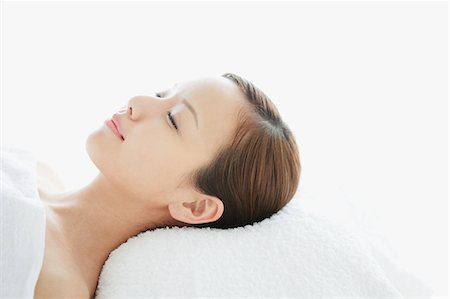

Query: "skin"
(37, 76), (249, 296)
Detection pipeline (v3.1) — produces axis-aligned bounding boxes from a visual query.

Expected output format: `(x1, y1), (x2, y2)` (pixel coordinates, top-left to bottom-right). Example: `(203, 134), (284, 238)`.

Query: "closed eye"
(167, 111), (178, 130)
(155, 91), (179, 131)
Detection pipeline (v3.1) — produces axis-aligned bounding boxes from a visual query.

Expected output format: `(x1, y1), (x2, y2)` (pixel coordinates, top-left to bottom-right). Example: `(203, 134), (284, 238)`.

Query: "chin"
(85, 127), (109, 170)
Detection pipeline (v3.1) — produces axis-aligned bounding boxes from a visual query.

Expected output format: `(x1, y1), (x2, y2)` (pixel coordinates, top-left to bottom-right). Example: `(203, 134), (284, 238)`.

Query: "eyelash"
(167, 111), (178, 130)
(155, 91), (178, 131)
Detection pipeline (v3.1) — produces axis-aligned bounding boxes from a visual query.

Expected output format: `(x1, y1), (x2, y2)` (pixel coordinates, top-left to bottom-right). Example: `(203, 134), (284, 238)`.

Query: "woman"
(33, 73), (301, 298)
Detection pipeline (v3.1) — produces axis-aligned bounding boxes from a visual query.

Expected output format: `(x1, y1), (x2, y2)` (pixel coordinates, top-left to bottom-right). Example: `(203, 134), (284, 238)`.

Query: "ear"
(168, 193), (224, 225)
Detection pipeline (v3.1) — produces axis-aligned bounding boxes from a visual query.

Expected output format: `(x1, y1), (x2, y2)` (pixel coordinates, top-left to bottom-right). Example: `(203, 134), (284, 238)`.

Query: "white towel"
(95, 196), (433, 298)
(0, 147), (46, 298)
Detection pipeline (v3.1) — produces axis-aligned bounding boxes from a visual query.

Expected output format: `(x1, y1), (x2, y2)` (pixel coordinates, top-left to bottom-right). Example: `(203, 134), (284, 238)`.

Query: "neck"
(41, 173), (175, 294)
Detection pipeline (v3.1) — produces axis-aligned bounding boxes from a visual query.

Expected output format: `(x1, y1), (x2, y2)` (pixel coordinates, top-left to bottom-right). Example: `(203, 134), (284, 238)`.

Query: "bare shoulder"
(34, 267), (90, 299)
(36, 160), (66, 194)
(34, 214), (92, 299)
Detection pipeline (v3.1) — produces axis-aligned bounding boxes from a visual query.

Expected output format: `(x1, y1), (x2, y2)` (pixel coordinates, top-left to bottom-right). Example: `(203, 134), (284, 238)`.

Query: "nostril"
(129, 107), (133, 115)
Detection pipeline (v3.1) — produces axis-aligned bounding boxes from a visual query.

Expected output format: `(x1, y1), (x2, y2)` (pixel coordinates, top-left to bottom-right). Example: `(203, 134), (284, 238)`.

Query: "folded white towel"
(0, 147), (46, 298)
(95, 196), (432, 298)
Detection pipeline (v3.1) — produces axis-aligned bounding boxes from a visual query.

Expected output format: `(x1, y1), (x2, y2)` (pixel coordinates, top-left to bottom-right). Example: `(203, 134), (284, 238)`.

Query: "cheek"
(128, 132), (175, 168)
(119, 132), (181, 193)
(124, 123), (172, 160)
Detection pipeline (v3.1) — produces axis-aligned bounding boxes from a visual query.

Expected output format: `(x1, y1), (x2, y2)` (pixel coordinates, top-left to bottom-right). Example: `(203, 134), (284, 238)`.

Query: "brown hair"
(184, 72), (301, 229)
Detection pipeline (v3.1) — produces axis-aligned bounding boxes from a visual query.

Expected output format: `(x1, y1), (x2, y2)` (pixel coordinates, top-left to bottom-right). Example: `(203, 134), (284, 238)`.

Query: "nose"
(124, 94), (170, 120)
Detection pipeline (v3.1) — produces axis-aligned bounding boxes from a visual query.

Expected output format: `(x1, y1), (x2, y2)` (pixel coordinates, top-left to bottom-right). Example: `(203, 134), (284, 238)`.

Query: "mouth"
(111, 119), (124, 140)
(112, 114), (125, 140)
(105, 119), (124, 141)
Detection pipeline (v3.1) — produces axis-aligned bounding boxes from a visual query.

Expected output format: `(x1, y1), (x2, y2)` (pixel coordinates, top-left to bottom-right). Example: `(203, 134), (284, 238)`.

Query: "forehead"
(175, 76), (247, 124)
(175, 76), (244, 105)
(173, 76), (248, 145)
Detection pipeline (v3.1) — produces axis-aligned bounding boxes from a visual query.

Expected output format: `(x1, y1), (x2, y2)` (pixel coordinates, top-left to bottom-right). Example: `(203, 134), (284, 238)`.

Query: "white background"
(2, 1), (448, 296)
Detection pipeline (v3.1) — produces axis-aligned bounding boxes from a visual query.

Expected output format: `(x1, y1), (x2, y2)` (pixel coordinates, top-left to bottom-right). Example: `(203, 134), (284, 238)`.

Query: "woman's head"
(187, 73), (301, 228)
(86, 73), (300, 230)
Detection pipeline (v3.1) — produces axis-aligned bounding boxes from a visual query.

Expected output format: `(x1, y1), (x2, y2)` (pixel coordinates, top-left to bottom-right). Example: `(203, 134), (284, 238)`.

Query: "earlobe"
(169, 195), (224, 225)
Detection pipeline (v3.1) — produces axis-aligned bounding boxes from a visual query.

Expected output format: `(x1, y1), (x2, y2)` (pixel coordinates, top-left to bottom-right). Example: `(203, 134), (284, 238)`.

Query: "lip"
(104, 118), (124, 141)
(111, 114), (124, 138)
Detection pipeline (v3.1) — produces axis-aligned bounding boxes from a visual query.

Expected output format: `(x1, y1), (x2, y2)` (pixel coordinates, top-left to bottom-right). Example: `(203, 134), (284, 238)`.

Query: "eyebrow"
(181, 98), (198, 130)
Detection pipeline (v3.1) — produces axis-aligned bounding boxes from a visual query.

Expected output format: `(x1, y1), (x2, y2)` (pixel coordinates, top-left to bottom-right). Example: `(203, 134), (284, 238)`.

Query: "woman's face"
(86, 76), (247, 207)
